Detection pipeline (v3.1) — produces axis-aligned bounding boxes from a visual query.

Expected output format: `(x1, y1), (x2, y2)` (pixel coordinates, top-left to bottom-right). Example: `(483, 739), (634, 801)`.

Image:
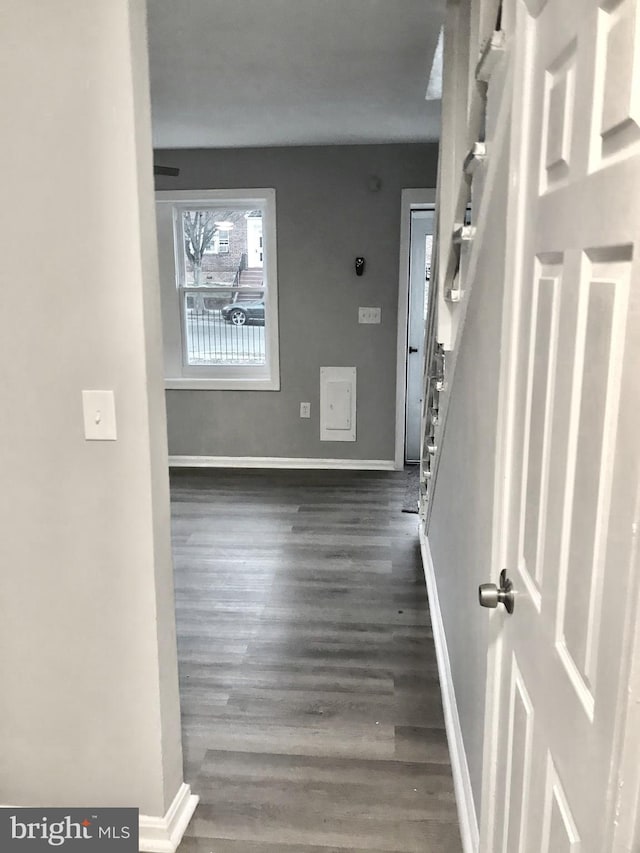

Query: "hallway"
(172, 468), (462, 852)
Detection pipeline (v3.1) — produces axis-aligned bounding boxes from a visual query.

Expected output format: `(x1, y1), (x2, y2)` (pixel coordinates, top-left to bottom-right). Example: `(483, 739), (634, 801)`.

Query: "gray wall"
(155, 144), (438, 460)
(0, 0), (184, 817)
(427, 159), (510, 817)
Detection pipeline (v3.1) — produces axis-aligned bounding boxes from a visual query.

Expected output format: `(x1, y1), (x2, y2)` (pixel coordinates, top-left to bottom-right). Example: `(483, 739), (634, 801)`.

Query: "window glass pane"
(179, 205), (267, 366)
(184, 290), (266, 366)
(424, 233), (433, 320)
(158, 189), (278, 386)
(180, 207), (264, 286)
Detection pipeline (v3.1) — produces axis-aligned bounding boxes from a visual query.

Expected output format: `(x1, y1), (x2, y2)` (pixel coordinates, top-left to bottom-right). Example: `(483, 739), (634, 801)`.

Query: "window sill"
(165, 377), (280, 391)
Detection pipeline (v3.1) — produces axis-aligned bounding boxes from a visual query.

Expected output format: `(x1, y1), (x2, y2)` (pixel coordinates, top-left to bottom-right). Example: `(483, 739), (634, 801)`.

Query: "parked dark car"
(220, 299), (265, 326)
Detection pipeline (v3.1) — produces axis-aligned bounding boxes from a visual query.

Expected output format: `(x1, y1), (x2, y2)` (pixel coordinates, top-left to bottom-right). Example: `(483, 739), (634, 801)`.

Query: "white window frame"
(216, 229), (230, 253)
(155, 189), (280, 391)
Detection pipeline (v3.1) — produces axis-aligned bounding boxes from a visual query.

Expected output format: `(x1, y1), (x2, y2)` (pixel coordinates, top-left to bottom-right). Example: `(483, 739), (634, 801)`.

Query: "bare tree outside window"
(183, 211), (217, 285)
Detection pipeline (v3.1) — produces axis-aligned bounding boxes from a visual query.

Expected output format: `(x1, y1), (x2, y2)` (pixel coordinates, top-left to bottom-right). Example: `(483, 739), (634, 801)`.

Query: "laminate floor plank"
(177, 842), (436, 853)
(171, 468), (461, 852)
(179, 666), (396, 695)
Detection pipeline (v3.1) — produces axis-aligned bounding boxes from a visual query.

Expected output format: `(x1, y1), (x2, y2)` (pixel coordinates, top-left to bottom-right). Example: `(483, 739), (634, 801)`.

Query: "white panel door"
(246, 215), (263, 267)
(406, 209), (435, 462)
(484, 0), (640, 851)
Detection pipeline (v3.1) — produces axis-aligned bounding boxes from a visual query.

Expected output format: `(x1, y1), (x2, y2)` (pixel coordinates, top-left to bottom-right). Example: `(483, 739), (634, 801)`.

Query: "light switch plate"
(300, 402), (311, 418)
(82, 390), (117, 440)
(358, 307), (381, 324)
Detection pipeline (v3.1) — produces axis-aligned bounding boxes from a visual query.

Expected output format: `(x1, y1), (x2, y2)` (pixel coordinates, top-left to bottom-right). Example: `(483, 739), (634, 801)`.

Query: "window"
(205, 227), (230, 254)
(155, 189), (280, 390)
(216, 229), (230, 253)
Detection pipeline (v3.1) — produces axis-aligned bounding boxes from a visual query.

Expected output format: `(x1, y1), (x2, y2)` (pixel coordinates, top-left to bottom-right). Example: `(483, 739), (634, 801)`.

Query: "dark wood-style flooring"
(171, 468), (462, 853)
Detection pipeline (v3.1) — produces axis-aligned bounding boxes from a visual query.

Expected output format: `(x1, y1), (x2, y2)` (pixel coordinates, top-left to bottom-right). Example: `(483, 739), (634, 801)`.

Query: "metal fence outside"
(185, 309), (266, 365)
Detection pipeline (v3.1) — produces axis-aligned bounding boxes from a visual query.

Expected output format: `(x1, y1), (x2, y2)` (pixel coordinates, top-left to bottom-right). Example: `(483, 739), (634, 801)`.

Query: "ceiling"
(146, 0), (445, 149)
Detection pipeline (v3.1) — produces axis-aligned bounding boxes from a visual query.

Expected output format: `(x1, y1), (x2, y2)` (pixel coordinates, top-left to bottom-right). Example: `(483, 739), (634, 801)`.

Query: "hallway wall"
(154, 144), (438, 461)
(0, 0), (184, 819)
(427, 153), (510, 817)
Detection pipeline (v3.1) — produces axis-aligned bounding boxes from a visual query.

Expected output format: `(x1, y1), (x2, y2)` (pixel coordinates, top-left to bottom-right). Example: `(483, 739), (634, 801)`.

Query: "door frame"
(478, 20), (524, 847)
(394, 188), (436, 470)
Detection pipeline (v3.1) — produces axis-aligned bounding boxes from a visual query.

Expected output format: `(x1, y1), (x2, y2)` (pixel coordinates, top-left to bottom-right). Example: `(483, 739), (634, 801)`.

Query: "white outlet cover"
(300, 402), (311, 418)
(358, 307), (381, 324)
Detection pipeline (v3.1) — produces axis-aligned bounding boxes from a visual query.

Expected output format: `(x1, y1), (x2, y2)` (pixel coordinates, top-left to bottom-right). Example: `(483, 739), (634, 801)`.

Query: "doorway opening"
(395, 189), (437, 470)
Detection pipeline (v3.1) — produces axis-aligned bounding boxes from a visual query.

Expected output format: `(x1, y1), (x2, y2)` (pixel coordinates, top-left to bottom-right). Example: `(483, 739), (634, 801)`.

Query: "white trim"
(139, 783), (199, 853)
(1, 784), (199, 853)
(156, 189), (275, 204)
(155, 188), (280, 391)
(169, 455), (395, 471)
(610, 483), (640, 851)
(165, 377), (280, 391)
(395, 189), (437, 470)
(479, 10), (526, 850)
(419, 527), (480, 853)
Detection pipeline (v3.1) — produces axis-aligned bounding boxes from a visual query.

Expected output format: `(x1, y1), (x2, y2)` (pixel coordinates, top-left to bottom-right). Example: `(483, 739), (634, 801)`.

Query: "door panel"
(595, 0), (640, 163)
(560, 261), (627, 705)
(486, 0), (640, 850)
(519, 264), (561, 604)
(541, 755), (581, 853)
(502, 656), (534, 853)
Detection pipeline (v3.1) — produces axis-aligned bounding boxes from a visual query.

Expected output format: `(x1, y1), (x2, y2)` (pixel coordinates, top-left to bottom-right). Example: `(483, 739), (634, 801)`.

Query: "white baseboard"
(169, 455), (396, 471)
(139, 783), (199, 853)
(419, 526), (480, 853)
(1, 785), (198, 853)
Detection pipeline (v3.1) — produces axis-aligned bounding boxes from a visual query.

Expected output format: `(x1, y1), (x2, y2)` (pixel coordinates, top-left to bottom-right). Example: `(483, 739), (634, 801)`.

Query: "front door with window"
(246, 214), (263, 268)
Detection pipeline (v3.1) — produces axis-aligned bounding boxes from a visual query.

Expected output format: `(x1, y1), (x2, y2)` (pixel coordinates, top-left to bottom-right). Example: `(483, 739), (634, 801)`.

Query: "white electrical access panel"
(320, 367), (356, 442)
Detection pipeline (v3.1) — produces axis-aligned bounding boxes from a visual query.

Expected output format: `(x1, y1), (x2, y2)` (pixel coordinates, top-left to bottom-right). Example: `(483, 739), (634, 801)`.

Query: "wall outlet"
(300, 402), (311, 418)
(358, 306), (381, 324)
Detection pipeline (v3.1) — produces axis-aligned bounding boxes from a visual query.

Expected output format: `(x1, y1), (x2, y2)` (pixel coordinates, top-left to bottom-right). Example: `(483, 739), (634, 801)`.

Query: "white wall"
(0, 0), (184, 818)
